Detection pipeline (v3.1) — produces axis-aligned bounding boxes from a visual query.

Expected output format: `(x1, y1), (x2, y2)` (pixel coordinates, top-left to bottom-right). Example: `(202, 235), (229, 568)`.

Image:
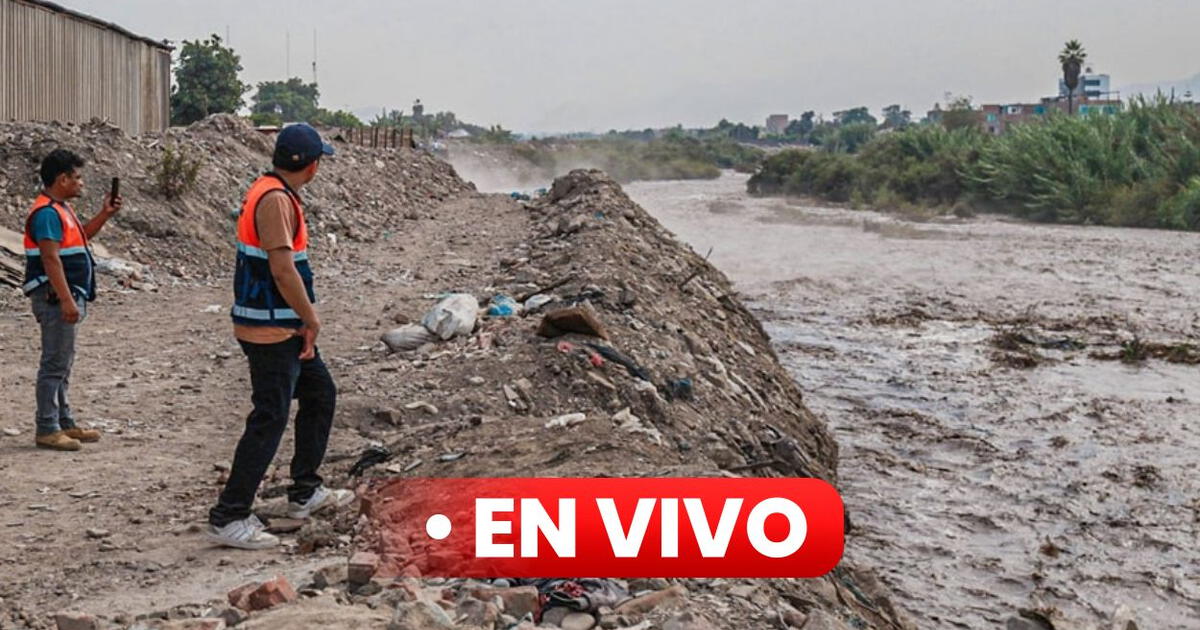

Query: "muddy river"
(622, 173), (1200, 628)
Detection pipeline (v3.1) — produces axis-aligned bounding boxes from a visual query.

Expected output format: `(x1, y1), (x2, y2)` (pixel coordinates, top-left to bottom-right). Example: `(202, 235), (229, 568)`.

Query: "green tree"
(835, 107), (877, 126)
(784, 111), (816, 140)
(729, 122), (760, 142)
(251, 78), (320, 123)
(941, 96), (980, 131)
(170, 35), (248, 125)
(1059, 39), (1087, 115)
(370, 109), (406, 128)
(882, 104), (912, 129)
(312, 109), (364, 128)
(828, 123), (877, 153)
(808, 122), (838, 147)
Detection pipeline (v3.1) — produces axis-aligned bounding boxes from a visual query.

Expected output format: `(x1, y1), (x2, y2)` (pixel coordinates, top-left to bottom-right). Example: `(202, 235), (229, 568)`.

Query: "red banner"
(366, 477), (843, 578)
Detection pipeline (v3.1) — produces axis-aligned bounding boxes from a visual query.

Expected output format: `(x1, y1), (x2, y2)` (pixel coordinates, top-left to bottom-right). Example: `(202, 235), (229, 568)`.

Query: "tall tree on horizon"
(170, 35), (248, 126)
(1059, 39), (1088, 115)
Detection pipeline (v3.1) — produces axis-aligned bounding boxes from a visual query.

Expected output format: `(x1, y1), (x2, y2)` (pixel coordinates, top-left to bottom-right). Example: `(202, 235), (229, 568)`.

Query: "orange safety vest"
(22, 194), (96, 300)
(230, 174), (315, 327)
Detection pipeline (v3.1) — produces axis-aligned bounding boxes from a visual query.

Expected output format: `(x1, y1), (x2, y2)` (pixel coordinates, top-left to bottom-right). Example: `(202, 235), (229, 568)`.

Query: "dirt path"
(0, 193), (528, 626)
(626, 173), (1200, 628)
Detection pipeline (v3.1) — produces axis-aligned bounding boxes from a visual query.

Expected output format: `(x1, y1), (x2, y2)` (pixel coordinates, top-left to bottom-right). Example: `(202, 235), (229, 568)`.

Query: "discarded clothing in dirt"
(513, 578), (630, 616)
(585, 343), (651, 381)
(556, 341), (605, 367)
(349, 445), (392, 477)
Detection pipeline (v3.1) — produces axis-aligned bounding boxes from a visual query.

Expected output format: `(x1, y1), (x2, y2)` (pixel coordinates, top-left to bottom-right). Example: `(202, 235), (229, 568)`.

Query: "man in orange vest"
(23, 149), (122, 451)
(207, 124), (352, 550)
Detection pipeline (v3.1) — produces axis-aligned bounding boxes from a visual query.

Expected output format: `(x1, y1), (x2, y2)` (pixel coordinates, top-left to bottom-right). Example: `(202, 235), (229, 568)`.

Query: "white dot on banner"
(425, 514), (452, 540)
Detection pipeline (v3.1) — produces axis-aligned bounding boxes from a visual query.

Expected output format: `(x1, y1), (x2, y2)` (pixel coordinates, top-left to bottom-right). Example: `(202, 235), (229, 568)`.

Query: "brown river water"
(621, 173), (1200, 629)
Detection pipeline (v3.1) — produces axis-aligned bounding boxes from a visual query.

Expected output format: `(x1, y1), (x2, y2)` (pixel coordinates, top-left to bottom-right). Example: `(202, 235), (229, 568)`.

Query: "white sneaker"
(287, 485), (355, 519)
(206, 515), (280, 550)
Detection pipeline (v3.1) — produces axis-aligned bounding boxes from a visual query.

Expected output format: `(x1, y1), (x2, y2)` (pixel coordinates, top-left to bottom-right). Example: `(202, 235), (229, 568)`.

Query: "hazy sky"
(67, 0), (1200, 133)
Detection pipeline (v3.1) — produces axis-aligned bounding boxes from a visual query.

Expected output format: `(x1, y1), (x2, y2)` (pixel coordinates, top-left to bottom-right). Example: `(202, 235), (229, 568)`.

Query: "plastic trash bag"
(381, 324), (438, 352)
(420, 293), (480, 340)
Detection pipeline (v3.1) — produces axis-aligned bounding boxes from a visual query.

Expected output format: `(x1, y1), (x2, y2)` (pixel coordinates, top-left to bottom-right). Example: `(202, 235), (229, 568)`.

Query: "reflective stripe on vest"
(22, 195), (96, 300)
(231, 174), (315, 328)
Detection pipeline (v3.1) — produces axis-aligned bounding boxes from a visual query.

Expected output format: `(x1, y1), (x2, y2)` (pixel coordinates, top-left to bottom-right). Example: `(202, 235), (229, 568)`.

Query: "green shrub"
(1161, 176), (1200, 230)
(748, 96), (1200, 231)
(154, 145), (202, 199)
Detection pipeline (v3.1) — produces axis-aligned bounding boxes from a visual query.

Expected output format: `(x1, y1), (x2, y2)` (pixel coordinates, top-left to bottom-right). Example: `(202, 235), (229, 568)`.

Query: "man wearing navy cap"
(207, 123), (353, 549)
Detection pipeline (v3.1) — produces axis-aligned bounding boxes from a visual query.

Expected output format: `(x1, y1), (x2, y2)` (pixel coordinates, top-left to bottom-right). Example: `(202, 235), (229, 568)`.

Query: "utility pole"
(286, 30), (291, 78)
(312, 30), (318, 85)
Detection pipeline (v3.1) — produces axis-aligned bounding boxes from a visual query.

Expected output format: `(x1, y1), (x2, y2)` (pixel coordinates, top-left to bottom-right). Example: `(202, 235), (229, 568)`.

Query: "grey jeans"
(30, 287), (87, 436)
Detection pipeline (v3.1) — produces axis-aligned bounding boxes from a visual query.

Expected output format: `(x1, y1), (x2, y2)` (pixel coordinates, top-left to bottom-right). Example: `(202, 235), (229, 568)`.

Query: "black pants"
(209, 336), (337, 527)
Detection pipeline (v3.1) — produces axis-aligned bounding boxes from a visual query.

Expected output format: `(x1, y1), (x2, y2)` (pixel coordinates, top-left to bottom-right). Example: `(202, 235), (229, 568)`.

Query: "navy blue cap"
(273, 123), (335, 169)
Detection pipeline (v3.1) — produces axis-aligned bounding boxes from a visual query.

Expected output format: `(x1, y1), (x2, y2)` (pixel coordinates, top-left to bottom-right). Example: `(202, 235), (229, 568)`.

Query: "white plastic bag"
(381, 324), (438, 352)
(420, 293), (480, 340)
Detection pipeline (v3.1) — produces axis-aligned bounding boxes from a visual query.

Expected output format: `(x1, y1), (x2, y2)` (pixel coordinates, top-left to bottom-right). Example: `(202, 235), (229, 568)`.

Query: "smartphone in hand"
(110, 177), (120, 199)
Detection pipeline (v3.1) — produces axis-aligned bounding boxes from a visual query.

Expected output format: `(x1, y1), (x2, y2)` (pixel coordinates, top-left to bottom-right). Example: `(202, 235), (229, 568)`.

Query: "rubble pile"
(359, 169), (841, 482)
(332, 170), (905, 630)
(0, 115), (473, 283)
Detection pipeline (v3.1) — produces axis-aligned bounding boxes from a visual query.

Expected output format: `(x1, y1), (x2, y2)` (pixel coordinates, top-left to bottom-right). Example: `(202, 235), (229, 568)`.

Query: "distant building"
(981, 97), (1122, 135)
(765, 114), (789, 135)
(412, 99), (425, 119)
(1059, 70), (1113, 100)
(925, 104), (944, 125)
(0, 0), (172, 134)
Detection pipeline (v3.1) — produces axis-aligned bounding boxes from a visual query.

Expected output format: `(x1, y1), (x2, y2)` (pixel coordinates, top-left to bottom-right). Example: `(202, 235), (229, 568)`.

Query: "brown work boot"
(35, 431), (82, 451)
(62, 427), (101, 443)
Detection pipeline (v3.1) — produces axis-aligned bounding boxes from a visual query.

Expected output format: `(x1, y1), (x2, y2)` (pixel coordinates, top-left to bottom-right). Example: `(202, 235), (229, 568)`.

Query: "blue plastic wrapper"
(487, 294), (519, 317)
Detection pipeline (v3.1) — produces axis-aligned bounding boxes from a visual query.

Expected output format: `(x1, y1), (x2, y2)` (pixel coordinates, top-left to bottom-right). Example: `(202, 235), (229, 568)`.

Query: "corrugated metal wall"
(0, 0), (171, 134)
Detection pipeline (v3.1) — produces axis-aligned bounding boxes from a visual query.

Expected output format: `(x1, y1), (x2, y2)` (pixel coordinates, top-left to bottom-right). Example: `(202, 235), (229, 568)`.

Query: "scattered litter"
(545, 413), (587, 429)
(586, 343), (651, 381)
(2, 427), (20, 436)
(201, 304), (223, 314)
(420, 293), (480, 340)
(486, 294), (520, 317)
(557, 341), (605, 367)
(349, 445), (392, 477)
(538, 306), (609, 339)
(514, 578), (630, 615)
(404, 401), (439, 415)
(524, 294), (555, 312)
(438, 452), (466, 463)
(382, 324), (438, 352)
